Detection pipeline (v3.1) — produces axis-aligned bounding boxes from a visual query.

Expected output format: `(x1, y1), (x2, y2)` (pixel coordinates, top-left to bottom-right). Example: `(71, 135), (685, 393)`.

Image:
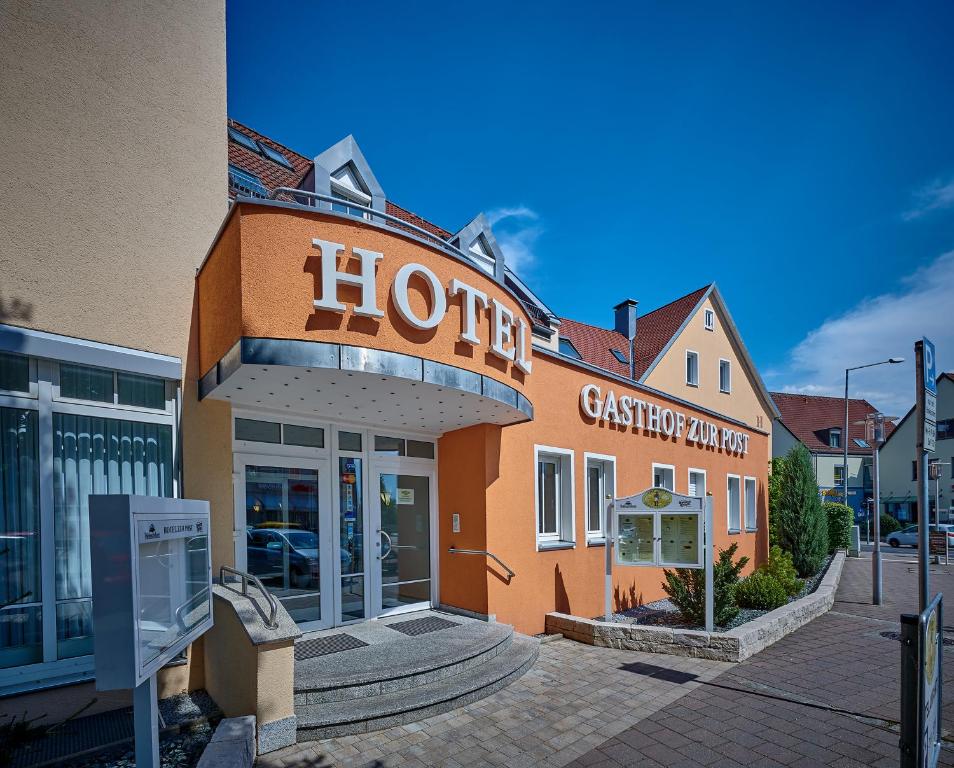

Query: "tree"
(768, 456), (787, 548)
(822, 501), (853, 553)
(776, 444), (828, 577)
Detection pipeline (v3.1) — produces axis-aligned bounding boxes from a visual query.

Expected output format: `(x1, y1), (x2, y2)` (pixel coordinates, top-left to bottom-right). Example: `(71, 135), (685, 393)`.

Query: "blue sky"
(227, 1), (954, 415)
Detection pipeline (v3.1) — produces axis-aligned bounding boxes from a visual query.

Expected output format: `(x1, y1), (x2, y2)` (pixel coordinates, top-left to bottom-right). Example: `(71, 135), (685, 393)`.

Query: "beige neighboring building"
(559, 283), (778, 440)
(0, 1), (225, 693)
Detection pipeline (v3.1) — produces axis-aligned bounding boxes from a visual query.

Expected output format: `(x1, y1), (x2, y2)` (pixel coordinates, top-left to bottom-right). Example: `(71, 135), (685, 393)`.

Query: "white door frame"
(368, 456), (438, 619)
(232, 452), (334, 631)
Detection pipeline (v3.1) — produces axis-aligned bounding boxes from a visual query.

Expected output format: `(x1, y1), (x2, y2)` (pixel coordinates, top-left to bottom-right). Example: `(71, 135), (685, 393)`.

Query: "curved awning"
(200, 337), (532, 432)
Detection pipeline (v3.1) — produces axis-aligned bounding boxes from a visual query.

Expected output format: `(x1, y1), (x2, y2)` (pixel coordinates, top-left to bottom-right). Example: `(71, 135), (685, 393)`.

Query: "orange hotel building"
(0, 119), (778, 702)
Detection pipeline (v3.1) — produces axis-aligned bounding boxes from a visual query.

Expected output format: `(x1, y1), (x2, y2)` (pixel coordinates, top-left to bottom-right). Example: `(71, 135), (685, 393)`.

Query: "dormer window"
(704, 309), (715, 331)
(829, 428), (841, 449)
(468, 235), (497, 276)
(329, 165), (372, 219)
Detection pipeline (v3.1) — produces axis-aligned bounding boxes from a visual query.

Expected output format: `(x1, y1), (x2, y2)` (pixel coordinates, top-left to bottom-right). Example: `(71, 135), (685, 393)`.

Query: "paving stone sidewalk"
(259, 554), (954, 767)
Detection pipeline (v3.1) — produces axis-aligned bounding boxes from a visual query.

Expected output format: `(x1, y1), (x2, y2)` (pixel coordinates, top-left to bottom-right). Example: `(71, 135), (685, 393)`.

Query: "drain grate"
(295, 633), (369, 661)
(879, 630), (954, 647)
(387, 616), (459, 636)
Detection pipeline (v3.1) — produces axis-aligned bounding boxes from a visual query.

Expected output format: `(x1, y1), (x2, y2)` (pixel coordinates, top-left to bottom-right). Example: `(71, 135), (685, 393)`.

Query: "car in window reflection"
(246, 529), (351, 588)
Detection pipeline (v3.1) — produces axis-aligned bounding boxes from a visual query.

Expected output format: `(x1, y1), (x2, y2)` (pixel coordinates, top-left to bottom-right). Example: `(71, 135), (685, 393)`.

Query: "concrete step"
(294, 620), (514, 704)
(296, 636), (539, 740)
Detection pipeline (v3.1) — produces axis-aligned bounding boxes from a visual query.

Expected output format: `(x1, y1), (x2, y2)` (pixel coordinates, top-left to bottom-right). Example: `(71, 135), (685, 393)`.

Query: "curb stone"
(545, 551), (846, 662)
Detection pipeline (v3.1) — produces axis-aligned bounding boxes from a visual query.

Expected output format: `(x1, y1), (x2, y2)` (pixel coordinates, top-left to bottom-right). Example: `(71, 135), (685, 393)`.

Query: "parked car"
(246, 529), (351, 588)
(886, 524), (954, 548)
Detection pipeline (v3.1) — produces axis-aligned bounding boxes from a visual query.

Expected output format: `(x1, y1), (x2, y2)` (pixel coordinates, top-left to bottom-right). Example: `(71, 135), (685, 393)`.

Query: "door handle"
(378, 529), (393, 560)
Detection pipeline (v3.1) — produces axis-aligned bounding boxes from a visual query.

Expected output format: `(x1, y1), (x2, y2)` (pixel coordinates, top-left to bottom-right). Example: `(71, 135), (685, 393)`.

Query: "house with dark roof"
(558, 285), (779, 437)
(877, 373), (954, 524)
(771, 391), (890, 521)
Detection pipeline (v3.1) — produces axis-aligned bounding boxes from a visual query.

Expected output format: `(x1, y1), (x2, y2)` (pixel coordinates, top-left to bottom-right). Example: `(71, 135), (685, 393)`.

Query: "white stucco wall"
(879, 376), (954, 517)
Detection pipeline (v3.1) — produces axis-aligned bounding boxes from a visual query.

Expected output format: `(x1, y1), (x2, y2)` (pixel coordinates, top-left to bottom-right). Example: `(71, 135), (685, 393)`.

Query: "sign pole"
(133, 673), (159, 768)
(704, 495), (714, 633)
(604, 502), (614, 622)
(916, 338), (937, 613)
(872, 442), (882, 605)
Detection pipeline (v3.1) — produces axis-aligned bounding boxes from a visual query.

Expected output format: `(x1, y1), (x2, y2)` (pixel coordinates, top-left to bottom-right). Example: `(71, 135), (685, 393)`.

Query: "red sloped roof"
(770, 391), (892, 454)
(385, 201), (453, 240)
(227, 118), (312, 195)
(558, 318), (630, 376)
(558, 285), (710, 379)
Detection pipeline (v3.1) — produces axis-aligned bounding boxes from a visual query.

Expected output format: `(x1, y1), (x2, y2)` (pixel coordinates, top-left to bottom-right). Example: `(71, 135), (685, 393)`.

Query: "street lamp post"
(843, 358), (905, 514)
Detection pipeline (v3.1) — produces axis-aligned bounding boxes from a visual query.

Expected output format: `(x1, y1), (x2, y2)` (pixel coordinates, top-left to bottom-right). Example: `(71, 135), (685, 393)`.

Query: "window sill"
(586, 537), (606, 547)
(728, 528), (742, 535)
(686, 382), (699, 388)
(745, 527), (758, 533)
(537, 540), (576, 551)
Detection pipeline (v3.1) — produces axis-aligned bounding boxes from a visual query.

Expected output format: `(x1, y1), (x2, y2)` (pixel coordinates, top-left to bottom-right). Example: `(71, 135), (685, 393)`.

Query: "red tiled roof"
(227, 118), (312, 195)
(385, 201), (452, 240)
(559, 285), (711, 379)
(770, 391), (893, 454)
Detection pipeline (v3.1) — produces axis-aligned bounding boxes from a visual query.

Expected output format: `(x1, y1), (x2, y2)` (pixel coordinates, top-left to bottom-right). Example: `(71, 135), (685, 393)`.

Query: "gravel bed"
(69, 720), (214, 768)
(600, 553), (835, 632)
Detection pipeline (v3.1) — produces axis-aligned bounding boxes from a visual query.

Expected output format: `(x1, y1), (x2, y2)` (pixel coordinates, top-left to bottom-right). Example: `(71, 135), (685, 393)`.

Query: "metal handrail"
(220, 565), (279, 629)
(174, 586), (210, 631)
(270, 186), (476, 261)
(448, 547), (516, 580)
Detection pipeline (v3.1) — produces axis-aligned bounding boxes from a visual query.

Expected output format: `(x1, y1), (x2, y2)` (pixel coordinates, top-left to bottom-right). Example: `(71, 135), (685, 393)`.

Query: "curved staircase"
(293, 611), (538, 740)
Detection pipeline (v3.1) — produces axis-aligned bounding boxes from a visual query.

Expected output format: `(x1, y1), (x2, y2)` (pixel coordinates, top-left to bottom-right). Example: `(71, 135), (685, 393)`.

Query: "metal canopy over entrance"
(201, 338), (533, 432)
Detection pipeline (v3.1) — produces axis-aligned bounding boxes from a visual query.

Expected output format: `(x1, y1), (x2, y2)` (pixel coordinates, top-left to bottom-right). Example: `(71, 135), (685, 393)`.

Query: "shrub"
(823, 502), (854, 553)
(662, 543), (749, 626)
(768, 456), (787, 548)
(880, 513), (902, 537)
(736, 570), (788, 610)
(776, 444), (829, 577)
(761, 544), (802, 596)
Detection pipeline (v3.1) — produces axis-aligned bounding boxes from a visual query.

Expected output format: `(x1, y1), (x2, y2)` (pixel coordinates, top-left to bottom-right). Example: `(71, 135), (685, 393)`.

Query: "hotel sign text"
(580, 383), (750, 455)
(312, 238), (532, 374)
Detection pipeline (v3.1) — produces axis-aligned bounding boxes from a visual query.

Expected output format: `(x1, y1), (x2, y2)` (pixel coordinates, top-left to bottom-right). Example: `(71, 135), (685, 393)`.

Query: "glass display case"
(89, 496), (212, 690)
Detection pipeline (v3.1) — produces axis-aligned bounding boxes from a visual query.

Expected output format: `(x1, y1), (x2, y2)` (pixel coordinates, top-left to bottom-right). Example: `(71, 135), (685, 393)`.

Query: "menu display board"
(613, 487), (705, 569)
(660, 514), (699, 565)
(617, 513), (654, 564)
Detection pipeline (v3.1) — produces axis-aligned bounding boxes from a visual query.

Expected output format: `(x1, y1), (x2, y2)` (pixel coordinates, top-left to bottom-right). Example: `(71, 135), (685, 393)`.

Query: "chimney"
(614, 299), (638, 380)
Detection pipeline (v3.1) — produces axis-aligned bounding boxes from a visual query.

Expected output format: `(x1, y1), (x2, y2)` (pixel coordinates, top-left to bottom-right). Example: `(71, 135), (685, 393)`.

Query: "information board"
(613, 488), (703, 568)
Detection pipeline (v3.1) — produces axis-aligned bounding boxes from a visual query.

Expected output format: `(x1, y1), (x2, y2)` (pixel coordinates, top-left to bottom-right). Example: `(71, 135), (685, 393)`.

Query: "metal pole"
(604, 502), (613, 622)
(872, 444), (882, 605)
(844, 369), (850, 510)
(705, 496), (714, 633)
(134, 674), (159, 768)
(916, 341), (929, 612)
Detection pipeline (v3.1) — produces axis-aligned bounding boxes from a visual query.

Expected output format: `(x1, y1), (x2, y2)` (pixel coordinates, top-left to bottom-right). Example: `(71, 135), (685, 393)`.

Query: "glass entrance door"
(235, 456), (333, 631)
(370, 465), (434, 617)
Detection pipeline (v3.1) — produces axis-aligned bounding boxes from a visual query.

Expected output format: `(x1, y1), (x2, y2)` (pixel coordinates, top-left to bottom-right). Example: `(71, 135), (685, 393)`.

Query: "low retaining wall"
(546, 552), (845, 662)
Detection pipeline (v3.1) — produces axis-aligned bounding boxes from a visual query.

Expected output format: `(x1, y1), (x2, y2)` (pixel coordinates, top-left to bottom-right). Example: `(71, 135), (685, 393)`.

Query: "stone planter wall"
(545, 551), (845, 662)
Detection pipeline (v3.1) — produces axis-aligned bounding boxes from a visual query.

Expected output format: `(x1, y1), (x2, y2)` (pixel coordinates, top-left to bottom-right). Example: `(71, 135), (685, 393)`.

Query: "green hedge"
(880, 513), (902, 537)
(736, 571), (788, 610)
(823, 502), (853, 553)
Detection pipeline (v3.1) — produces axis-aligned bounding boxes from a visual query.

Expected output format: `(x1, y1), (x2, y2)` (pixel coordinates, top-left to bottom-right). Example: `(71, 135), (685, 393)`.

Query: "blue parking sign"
(924, 337), (937, 394)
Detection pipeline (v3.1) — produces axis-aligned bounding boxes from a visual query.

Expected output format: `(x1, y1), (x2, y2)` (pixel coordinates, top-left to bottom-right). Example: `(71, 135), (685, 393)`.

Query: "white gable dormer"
(313, 136), (385, 216)
(450, 213), (505, 280)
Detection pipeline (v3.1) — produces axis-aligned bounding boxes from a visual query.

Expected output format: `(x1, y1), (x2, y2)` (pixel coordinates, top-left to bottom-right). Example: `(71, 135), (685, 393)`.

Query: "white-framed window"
(727, 474), (742, 533)
(829, 428), (841, 449)
(652, 463), (675, 492)
(833, 464), (845, 486)
(0, 351), (37, 398)
(53, 362), (172, 414)
(584, 453), (615, 541)
(685, 350), (699, 387)
(744, 476), (757, 531)
(688, 468), (707, 499)
(535, 445), (574, 547)
(0, 348), (178, 686)
(719, 359), (732, 394)
(704, 309), (715, 331)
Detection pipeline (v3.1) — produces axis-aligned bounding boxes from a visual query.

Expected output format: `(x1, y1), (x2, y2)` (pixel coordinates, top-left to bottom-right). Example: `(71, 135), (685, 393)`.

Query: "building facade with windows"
(1, 116), (775, 703)
(771, 392), (887, 521)
(0, 1), (225, 694)
(877, 373), (954, 524)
